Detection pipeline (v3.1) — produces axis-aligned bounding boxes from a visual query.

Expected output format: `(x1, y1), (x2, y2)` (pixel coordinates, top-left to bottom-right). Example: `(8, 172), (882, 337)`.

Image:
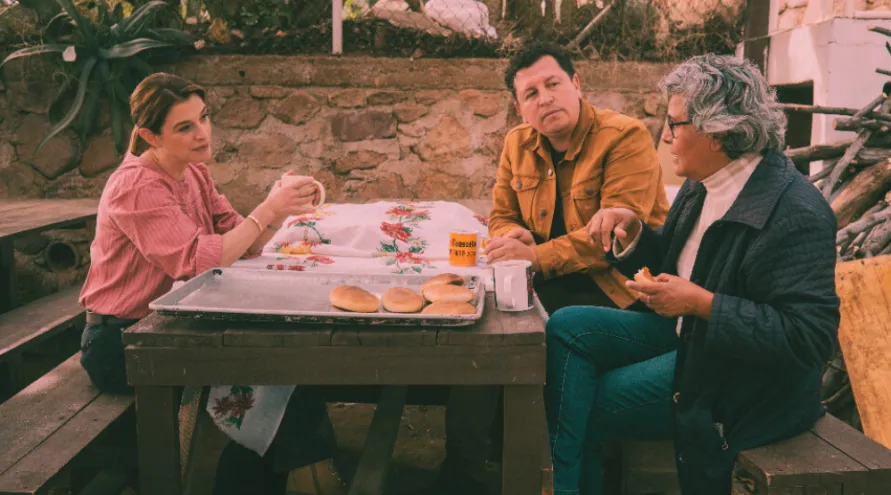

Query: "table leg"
(0, 238), (15, 313)
(136, 386), (182, 495)
(503, 385), (547, 495)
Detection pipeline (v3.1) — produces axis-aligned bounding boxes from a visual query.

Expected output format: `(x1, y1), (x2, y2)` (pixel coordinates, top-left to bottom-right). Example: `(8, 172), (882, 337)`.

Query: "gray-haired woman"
(544, 54), (840, 495)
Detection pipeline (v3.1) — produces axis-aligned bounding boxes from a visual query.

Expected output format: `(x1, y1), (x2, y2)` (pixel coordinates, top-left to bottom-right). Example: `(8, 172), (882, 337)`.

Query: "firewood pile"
(778, 25), (891, 428)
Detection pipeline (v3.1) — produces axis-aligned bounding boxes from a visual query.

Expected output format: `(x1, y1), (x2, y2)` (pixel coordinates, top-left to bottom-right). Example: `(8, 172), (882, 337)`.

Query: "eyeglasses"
(666, 119), (692, 139)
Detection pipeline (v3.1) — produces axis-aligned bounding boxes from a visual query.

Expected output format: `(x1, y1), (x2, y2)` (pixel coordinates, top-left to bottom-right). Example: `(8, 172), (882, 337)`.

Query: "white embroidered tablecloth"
(202, 200), (493, 455)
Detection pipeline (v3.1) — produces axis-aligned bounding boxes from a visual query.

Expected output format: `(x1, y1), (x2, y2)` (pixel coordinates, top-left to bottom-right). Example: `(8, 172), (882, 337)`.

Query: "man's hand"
(486, 237), (539, 269)
(626, 273), (714, 319)
(586, 207), (642, 253)
(504, 227), (535, 246)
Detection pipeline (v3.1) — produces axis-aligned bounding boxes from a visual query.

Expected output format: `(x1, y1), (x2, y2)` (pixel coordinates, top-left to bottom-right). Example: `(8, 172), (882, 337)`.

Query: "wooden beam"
(347, 386), (407, 495)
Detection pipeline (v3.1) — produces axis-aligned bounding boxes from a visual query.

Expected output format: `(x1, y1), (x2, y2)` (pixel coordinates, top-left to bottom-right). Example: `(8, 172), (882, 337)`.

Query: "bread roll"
(421, 284), (474, 303)
(330, 285), (379, 313)
(634, 267), (656, 283)
(382, 287), (424, 313)
(420, 273), (464, 290)
(421, 301), (476, 315)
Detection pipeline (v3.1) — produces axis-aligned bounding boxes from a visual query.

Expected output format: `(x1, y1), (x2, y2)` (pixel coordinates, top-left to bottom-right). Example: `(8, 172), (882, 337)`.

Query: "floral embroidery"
(474, 215), (489, 226)
(375, 203), (436, 274)
(211, 386), (255, 430)
(265, 254), (334, 271)
(284, 207), (334, 247)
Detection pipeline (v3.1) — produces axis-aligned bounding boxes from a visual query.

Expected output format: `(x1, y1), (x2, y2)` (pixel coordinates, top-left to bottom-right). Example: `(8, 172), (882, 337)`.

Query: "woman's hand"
(586, 207), (642, 253)
(262, 175), (317, 222)
(626, 273), (714, 319)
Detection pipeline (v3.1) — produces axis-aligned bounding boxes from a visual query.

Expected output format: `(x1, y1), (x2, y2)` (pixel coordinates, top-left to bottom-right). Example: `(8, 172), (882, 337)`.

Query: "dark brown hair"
(128, 73), (206, 155)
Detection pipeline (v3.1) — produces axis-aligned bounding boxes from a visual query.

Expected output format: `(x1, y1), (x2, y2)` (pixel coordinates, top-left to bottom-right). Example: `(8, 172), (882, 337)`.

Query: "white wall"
(766, 17), (891, 150)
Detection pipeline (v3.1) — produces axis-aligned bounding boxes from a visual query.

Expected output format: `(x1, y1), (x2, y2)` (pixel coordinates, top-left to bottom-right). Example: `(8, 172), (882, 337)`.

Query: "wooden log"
(863, 217), (891, 256)
(831, 159), (891, 229)
(869, 25), (891, 37)
(823, 96), (891, 198)
(857, 148), (891, 165)
(779, 103), (891, 124)
(837, 206), (891, 245)
(835, 118), (889, 132)
(787, 141), (850, 165)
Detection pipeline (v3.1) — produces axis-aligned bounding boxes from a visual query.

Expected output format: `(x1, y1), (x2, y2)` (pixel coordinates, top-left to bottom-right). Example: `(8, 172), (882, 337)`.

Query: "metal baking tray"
(149, 268), (485, 327)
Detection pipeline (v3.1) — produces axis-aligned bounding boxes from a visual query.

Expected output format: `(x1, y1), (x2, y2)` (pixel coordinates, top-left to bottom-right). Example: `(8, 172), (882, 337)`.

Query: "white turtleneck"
(615, 152), (762, 334)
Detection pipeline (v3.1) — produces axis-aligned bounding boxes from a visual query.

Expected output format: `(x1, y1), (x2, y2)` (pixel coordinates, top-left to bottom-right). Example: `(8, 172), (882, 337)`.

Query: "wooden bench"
(0, 353), (135, 495)
(0, 198), (98, 313)
(621, 414), (891, 495)
(0, 286), (85, 398)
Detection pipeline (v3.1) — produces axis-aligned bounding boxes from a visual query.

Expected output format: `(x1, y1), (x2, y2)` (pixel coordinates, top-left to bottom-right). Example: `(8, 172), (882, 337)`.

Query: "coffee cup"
(492, 260), (533, 312)
(281, 174), (326, 207)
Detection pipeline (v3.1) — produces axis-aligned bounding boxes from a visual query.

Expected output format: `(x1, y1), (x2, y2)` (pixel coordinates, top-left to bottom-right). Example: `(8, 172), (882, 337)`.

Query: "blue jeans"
(545, 306), (678, 495)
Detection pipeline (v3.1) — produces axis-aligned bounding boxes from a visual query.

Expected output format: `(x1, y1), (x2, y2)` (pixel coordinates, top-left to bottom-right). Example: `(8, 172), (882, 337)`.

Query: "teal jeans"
(545, 306), (679, 495)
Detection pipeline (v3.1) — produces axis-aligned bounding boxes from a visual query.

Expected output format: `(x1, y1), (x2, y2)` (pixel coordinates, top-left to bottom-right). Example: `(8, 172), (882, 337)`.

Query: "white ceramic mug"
(492, 260), (533, 312)
(281, 174), (326, 207)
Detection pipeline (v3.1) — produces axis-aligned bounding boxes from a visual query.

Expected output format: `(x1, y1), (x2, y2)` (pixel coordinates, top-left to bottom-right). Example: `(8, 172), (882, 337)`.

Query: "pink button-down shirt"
(80, 152), (243, 319)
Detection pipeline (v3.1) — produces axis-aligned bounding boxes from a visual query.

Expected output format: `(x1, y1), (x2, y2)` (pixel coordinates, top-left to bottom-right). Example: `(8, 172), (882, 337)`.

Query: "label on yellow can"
(449, 231), (479, 267)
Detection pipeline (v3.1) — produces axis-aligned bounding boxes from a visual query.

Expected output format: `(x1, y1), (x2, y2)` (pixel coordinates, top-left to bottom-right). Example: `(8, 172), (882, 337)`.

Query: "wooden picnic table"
(0, 198), (99, 313)
(123, 293), (548, 495)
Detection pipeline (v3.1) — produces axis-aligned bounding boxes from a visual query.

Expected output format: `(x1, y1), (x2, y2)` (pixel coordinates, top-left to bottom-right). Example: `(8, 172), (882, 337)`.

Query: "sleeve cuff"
(195, 234), (223, 276)
(613, 220), (643, 260)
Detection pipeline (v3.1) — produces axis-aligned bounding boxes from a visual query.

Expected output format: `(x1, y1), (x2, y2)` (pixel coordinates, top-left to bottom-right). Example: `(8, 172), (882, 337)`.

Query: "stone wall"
(776, 0), (891, 32)
(0, 55), (669, 304)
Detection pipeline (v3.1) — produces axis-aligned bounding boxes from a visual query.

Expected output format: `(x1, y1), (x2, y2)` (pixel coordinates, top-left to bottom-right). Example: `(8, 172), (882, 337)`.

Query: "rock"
(9, 79), (56, 114)
(354, 173), (411, 202)
(417, 170), (471, 199)
(643, 93), (665, 116)
(331, 111), (397, 142)
(418, 115), (471, 161)
(214, 97), (266, 129)
(0, 161), (45, 198)
(459, 89), (502, 117)
(0, 140), (16, 169)
(237, 133), (298, 167)
(81, 132), (120, 177)
(334, 150), (388, 174)
(250, 86), (291, 99)
(394, 103), (428, 123)
(270, 91), (320, 125)
(0, 5), (40, 40)
(588, 91), (628, 113)
(14, 233), (49, 255)
(398, 121), (426, 138)
(415, 90), (451, 106)
(14, 114), (79, 179)
(0, 95), (7, 125)
(367, 91), (407, 106)
(329, 89), (367, 108)
(642, 117), (665, 144)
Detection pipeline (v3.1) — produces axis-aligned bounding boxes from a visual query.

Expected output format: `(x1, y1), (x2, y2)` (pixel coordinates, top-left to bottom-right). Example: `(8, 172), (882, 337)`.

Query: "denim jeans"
(545, 306), (678, 495)
(80, 321), (136, 394)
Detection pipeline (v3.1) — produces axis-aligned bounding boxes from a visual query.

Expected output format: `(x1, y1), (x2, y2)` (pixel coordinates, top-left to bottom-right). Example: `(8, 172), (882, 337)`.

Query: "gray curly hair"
(659, 54), (787, 159)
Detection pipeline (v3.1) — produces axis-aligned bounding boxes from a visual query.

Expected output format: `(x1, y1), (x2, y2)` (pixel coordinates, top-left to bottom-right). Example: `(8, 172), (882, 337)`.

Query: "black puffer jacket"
(609, 149), (841, 494)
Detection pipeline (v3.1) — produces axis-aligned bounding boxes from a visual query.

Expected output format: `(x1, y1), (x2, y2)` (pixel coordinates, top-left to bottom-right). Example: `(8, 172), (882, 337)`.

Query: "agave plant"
(0, 0), (192, 153)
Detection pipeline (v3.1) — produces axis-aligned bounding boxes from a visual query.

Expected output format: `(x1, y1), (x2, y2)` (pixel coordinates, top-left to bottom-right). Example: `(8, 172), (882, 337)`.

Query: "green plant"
(0, 0), (192, 153)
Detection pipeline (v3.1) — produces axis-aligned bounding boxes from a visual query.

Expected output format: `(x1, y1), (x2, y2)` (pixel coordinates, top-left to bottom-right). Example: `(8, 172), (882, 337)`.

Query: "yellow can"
(448, 231), (480, 267)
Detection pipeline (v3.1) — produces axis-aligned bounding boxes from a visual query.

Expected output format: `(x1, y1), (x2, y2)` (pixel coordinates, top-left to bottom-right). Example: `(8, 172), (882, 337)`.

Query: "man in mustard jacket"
(436, 42), (671, 495)
(486, 42), (670, 313)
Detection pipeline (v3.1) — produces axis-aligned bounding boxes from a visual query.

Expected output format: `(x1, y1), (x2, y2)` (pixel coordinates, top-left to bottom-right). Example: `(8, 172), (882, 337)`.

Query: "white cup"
(492, 260), (533, 312)
(281, 174), (326, 207)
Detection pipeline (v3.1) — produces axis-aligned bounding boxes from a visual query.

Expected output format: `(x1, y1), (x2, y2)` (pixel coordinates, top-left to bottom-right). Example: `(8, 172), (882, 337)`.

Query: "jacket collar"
(521, 99), (596, 163)
(684, 148), (796, 230)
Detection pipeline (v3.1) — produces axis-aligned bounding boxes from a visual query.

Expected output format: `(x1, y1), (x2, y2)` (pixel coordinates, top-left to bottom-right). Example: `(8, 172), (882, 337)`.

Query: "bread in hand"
(421, 301), (476, 315)
(382, 287), (424, 313)
(634, 267), (657, 283)
(330, 285), (379, 313)
(421, 283), (474, 303)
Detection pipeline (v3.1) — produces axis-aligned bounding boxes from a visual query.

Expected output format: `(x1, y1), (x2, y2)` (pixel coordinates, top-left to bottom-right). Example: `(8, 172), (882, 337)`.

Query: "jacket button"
(584, 187), (594, 195)
(673, 392), (680, 404)
(515, 181), (522, 189)
(678, 453), (685, 464)
(540, 209), (548, 217)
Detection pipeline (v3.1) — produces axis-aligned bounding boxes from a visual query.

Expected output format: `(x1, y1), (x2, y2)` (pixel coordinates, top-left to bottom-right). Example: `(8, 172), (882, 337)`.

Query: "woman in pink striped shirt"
(80, 73), (345, 495)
